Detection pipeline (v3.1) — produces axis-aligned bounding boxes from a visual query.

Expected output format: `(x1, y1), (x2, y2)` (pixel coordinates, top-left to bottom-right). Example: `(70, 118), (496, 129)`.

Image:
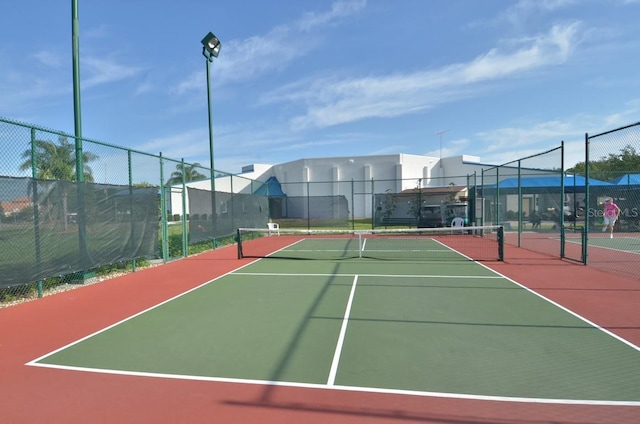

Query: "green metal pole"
(72, 0), (88, 279)
(351, 179), (355, 230)
(306, 181), (311, 230)
(72, 0), (82, 147)
(206, 58), (215, 194)
(584, 133), (590, 265)
(560, 141), (565, 258)
(370, 178), (374, 229)
(181, 159), (188, 257)
(495, 167), (500, 226)
(206, 56), (217, 245)
(31, 128), (43, 297)
(481, 169), (485, 226)
(517, 160), (521, 247)
(128, 150), (136, 271)
(160, 153), (168, 263)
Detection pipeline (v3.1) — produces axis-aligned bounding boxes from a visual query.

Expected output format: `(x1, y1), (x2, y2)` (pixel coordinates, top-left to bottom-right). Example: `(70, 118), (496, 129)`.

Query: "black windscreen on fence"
(187, 187), (269, 241)
(0, 177), (160, 288)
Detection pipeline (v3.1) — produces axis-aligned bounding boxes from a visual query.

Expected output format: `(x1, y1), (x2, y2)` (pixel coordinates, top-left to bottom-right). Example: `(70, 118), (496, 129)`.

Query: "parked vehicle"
(418, 202), (468, 228)
(417, 205), (444, 227)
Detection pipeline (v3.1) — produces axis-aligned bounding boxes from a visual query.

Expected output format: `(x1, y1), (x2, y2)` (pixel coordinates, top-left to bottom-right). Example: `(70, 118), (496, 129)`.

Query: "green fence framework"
(1, 112), (476, 304)
(0, 115), (577, 305)
(4, 114), (638, 304)
(275, 176), (474, 230)
(585, 121), (640, 280)
(0, 117), (265, 303)
(477, 145), (571, 260)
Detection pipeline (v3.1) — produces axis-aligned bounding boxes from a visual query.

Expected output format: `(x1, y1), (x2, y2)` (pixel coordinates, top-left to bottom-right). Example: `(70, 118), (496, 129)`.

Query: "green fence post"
(30, 128), (43, 297)
(181, 159), (188, 257)
(517, 160), (522, 247)
(584, 133), (590, 265)
(560, 141), (565, 258)
(160, 153), (169, 263)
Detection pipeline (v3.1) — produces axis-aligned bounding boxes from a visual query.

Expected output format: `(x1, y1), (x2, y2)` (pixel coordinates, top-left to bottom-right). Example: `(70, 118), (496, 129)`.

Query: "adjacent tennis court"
(27, 227), (640, 404)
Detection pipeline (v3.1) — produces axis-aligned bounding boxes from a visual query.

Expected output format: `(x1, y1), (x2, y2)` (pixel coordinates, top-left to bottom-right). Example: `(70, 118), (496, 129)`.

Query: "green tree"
(19, 136), (98, 229)
(133, 182), (157, 188)
(381, 189), (396, 220)
(166, 163), (207, 186)
(20, 136), (97, 181)
(407, 179), (423, 219)
(448, 182), (457, 202)
(568, 144), (640, 181)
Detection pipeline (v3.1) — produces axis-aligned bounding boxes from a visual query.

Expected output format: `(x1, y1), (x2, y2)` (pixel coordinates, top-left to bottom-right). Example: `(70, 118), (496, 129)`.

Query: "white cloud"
(138, 128), (210, 161)
(82, 56), (142, 88)
(498, 0), (579, 27)
(172, 0), (366, 94)
(295, 0), (366, 31)
(262, 22), (581, 131)
(34, 51), (64, 68)
(470, 101), (640, 167)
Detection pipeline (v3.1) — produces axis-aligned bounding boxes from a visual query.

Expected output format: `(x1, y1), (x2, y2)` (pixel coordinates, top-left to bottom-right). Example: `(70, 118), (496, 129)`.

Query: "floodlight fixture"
(201, 32), (221, 61)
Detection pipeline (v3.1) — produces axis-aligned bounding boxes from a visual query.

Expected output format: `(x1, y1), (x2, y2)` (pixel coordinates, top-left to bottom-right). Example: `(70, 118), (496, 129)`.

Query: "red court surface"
(1, 243), (639, 423)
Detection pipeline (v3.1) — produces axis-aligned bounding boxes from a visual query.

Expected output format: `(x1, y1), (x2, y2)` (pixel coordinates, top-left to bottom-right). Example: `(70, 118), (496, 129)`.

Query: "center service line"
(327, 274), (359, 386)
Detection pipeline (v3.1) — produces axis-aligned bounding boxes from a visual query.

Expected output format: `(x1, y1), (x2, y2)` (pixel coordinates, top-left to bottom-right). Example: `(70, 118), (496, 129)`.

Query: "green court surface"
(32, 237), (640, 404)
(564, 233), (640, 254)
(587, 236), (640, 253)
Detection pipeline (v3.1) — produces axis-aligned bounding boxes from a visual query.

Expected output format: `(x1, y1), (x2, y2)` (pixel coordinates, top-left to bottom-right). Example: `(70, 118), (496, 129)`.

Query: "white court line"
(231, 272), (502, 279)
(327, 274), (358, 386)
(25, 256), (640, 407)
(25, 259), (261, 366)
(557, 237), (640, 254)
(27, 362), (640, 406)
(475, 261), (640, 354)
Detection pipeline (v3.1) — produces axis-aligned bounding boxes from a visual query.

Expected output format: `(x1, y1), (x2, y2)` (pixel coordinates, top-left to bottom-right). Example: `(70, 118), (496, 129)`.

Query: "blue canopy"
(489, 175), (611, 189)
(610, 174), (640, 185)
(254, 176), (286, 196)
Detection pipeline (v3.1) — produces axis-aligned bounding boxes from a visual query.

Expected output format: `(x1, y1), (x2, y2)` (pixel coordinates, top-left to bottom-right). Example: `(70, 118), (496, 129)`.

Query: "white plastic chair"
(267, 222), (280, 236)
(451, 217), (464, 233)
(451, 217), (465, 228)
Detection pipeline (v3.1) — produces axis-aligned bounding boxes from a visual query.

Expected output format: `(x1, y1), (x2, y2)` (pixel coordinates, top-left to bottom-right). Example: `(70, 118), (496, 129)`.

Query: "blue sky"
(2, 0), (640, 175)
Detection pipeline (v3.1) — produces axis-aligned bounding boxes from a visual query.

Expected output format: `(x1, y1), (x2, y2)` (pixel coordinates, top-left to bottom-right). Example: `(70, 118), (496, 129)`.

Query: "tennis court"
(585, 234), (640, 253)
(26, 227), (640, 405)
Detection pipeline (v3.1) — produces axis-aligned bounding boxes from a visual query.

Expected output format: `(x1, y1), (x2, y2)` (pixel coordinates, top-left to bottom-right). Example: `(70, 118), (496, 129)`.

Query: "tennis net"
(236, 225), (504, 261)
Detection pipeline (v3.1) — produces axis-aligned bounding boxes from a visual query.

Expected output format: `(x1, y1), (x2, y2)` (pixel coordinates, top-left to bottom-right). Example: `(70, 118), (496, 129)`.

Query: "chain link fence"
(478, 145), (570, 258)
(0, 117), (263, 305)
(4, 114), (638, 305)
(585, 122), (640, 280)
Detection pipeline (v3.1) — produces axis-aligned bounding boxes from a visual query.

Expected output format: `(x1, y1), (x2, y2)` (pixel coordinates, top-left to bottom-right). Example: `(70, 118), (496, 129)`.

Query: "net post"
(236, 228), (243, 259)
(498, 225), (504, 261)
(358, 232), (363, 259)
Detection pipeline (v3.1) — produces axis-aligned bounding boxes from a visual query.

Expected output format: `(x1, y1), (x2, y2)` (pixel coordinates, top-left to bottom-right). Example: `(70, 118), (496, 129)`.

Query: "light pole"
(72, 0), (88, 274)
(201, 32), (221, 241)
(436, 130), (449, 168)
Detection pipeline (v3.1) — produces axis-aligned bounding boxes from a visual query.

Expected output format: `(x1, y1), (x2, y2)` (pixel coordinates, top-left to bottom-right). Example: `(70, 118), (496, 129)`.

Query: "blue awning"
(487, 175), (612, 189)
(610, 174), (640, 185)
(254, 176), (286, 196)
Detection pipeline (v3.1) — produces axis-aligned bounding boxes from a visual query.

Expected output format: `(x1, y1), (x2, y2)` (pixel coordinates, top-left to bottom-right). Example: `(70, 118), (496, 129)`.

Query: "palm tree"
(19, 136), (98, 229)
(166, 162), (207, 186)
(20, 136), (97, 181)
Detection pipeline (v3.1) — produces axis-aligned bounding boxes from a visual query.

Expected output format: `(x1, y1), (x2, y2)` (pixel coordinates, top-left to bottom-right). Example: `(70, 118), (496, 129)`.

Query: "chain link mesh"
(479, 146), (565, 258)
(586, 122), (640, 279)
(0, 118), (257, 305)
(3, 115), (638, 305)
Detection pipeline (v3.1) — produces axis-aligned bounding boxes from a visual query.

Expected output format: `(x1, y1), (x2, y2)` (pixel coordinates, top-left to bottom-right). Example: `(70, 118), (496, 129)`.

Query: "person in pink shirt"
(602, 197), (621, 238)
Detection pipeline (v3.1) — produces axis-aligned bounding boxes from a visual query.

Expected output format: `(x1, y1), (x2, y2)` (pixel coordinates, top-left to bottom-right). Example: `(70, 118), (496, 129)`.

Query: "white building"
(169, 153), (510, 219)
